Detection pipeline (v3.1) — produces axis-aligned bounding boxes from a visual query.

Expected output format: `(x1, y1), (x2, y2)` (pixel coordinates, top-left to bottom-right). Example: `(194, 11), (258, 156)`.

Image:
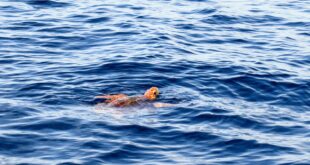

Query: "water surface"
(0, 0), (309, 164)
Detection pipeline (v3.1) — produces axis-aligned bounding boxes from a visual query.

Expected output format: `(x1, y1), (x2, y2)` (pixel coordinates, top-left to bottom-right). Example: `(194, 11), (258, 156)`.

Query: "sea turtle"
(95, 87), (173, 108)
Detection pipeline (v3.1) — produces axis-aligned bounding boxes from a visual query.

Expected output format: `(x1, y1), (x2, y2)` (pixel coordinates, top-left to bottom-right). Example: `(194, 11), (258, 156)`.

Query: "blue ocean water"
(0, 0), (309, 164)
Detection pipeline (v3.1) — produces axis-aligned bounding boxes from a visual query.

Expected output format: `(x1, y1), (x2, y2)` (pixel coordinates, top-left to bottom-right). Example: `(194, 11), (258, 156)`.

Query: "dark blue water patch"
(284, 21), (310, 27)
(0, 133), (81, 161)
(57, 163), (80, 165)
(189, 113), (261, 128)
(115, 4), (145, 11)
(29, 18), (61, 24)
(267, 125), (307, 135)
(81, 141), (113, 150)
(114, 22), (134, 28)
(244, 45), (267, 50)
(186, 33), (205, 39)
(13, 21), (50, 27)
(298, 32), (310, 36)
(79, 127), (119, 140)
(63, 43), (102, 51)
(115, 4), (133, 8)
(215, 65), (248, 74)
(76, 61), (153, 75)
(197, 8), (217, 14)
(249, 9), (263, 13)
(106, 31), (141, 37)
(2, 26), (33, 31)
(0, 5), (29, 12)
(18, 82), (57, 92)
(253, 15), (284, 23)
(180, 8), (216, 15)
(174, 23), (197, 30)
(37, 27), (80, 33)
(230, 27), (256, 33)
(202, 14), (238, 24)
(130, 6), (145, 10)
(0, 36), (36, 43)
(191, 111), (307, 135)
(244, 71), (292, 80)
(202, 14), (284, 25)
(14, 49), (62, 56)
(68, 14), (90, 19)
(212, 139), (295, 155)
(0, 135), (34, 152)
(191, 38), (257, 45)
(135, 15), (158, 21)
(228, 38), (252, 44)
(169, 35), (194, 45)
(211, 74), (308, 103)
(0, 0), (309, 164)
(0, 59), (19, 64)
(272, 91), (310, 107)
(281, 162), (310, 165)
(92, 28), (114, 33)
(96, 147), (162, 164)
(178, 131), (221, 143)
(0, 104), (35, 120)
(210, 139), (298, 164)
(107, 124), (160, 137)
(196, 39), (226, 44)
(25, 0), (70, 8)
(156, 35), (170, 41)
(141, 128), (223, 147)
(9, 117), (78, 131)
(39, 41), (64, 48)
(40, 35), (88, 42)
(90, 31), (140, 39)
(86, 17), (110, 23)
(172, 47), (195, 54)
(209, 108), (230, 114)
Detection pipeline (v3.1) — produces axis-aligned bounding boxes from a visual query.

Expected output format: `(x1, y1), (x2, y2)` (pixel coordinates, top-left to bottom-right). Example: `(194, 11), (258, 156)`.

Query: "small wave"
(0, 0), (309, 164)
(86, 17), (110, 23)
(26, 0), (70, 8)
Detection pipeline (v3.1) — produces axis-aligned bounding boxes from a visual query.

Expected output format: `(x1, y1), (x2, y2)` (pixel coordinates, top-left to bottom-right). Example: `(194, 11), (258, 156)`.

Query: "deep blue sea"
(0, 0), (309, 164)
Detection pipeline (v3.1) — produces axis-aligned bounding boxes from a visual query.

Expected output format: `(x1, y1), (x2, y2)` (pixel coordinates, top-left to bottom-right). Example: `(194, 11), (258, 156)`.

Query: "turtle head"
(144, 87), (159, 100)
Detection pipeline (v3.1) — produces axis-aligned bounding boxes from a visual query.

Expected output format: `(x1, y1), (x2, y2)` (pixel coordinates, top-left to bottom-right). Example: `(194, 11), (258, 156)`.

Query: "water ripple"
(0, 0), (309, 164)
